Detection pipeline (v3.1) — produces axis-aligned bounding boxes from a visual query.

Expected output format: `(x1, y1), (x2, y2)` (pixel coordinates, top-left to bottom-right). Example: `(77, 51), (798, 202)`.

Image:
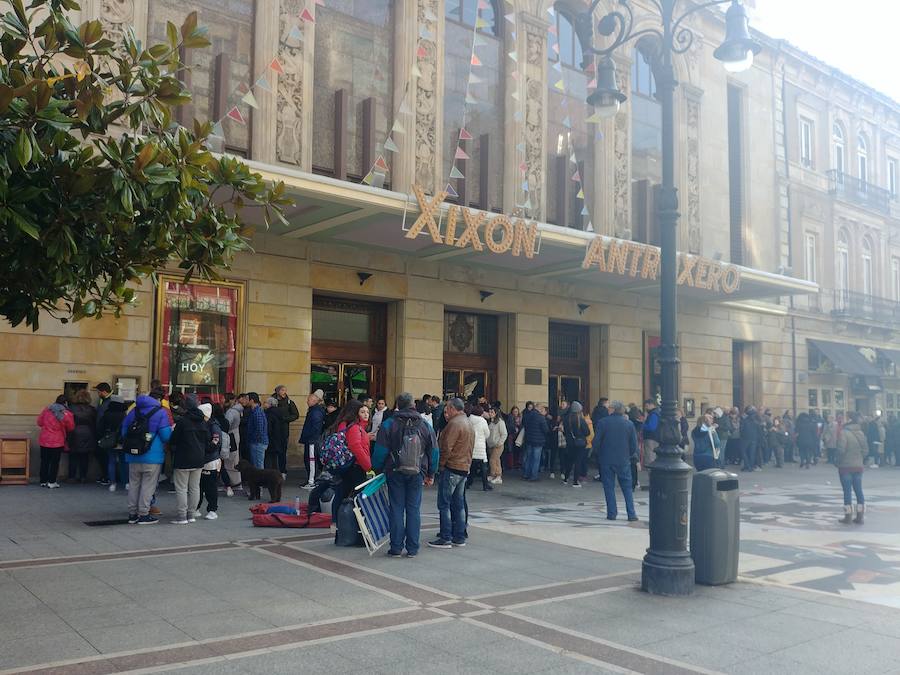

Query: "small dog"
(235, 460), (283, 503)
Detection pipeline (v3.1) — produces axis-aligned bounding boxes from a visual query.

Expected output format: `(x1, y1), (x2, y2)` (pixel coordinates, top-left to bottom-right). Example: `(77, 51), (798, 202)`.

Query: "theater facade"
(6, 0), (900, 465)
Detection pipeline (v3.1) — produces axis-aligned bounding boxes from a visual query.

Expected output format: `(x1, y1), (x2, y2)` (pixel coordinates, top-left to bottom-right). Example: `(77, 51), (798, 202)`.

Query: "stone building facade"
(7, 0), (896, 467)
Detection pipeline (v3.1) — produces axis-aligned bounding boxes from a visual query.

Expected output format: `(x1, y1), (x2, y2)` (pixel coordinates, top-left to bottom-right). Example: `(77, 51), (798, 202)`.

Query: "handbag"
(97, 430), (118, 451)
(515, 427), (525, 448)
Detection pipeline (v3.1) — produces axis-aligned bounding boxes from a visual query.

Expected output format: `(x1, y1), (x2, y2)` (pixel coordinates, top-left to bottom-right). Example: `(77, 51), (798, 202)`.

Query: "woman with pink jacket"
(37, 395), (75, 488)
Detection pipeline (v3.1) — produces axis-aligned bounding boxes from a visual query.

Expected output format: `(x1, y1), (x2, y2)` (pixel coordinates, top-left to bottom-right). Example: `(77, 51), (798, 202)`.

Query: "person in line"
(641, 399), (660, 469)
(100, 395), (127, 491)
(691, 412), (721, 472)
(521, 402), (548, 481)
(486, 406), (508, 485)
(272, 385), (300, 479)
(37, 395), (75, 488)
(323, 399), (340, 432)
(740, 406), (759, 472)
(795, 411), (818, 470)
(837, 412), (867, 524)
(121, 393), (172, 524)
(505, 405), (522, 471)
(821, 412), (838, 465)
(93, 382), (114, 486)
(329, 400), (372, 523)
(865, 414), (884, 468)
(370, 397), (388, 439)
(547, 411), (564, 479)
(65, 389), (96, 483)
(562, 401), (590, 487)
(767, 416), (789, 469)
(374, 393), (438, 558)
(592, 399), (610, 482)
(595, 402), (639, 522)
(467, 404), (491, 491)
(223, 392), (243, 496)
(237, 393), (251, 463)
(245, 392), (268, 470)
(299, 389), (326, 489)
(429, 398), (474, 549)
(169, 396), (210, 525)
(582, 404), (595, 485)
(264, 396), (283, 472)
(197, 403), (229, 520)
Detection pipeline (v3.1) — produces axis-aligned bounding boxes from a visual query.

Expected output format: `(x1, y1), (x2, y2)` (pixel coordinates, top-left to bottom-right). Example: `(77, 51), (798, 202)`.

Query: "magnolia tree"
(0, 0), (291, 329)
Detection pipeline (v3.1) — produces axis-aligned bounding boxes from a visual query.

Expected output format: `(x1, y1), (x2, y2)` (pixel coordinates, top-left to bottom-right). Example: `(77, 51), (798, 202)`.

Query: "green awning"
(809, 340), (881, 378)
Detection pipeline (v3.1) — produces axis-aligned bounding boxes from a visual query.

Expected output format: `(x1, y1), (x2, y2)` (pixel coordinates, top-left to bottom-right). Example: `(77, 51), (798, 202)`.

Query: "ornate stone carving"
(414, 0), (439, 193)
(525, 77), (543, 215)
(99, 0), (134, 43)
(613, 63), (630, 236)
(686, 97), (701, 254)
(276, 0), (305, 165)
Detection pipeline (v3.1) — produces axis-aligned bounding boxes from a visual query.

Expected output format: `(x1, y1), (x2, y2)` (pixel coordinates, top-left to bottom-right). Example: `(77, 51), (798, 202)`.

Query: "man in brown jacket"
(429, 398), (474, 549)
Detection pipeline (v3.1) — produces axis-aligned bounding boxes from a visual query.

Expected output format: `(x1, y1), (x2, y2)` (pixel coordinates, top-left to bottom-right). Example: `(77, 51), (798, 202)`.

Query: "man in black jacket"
(272, 386), (300, 479)
(595, 402), (639, 521)
(299, 389), (326, 489)
(170, 396), (211, 524)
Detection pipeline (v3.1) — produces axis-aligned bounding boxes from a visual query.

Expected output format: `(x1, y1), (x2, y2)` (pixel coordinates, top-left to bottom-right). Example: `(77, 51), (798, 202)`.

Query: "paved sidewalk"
(1, 468), (900, 673)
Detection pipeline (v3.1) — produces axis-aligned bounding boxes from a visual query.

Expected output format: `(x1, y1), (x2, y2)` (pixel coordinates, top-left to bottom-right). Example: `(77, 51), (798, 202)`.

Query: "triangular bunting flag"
(514, 110), (523, 121)
(560, 97), (568, 108)
(523, 197), (532, 209)
(459, 128), (473, 140)
(554, 79), (565, 91)
(289, 25), (303, 40)
(586, 112), (603, 124)
(516, 142), (525, 152)
(552, 60), (562, 73)
(475, 17), (488, 28)
(571, 170), (581, 182)
(242, 91), (259, 109)
(586, 221), (594, 232)
(552, 42), (560, 54)
(374, 155), (389, 171)
(511, 91), (519, 101)
(445, 182), (459, 199)
(392, 120), (406, 134)
(417, 45), (427, 58)
(581, 205), (590, 215)
(384, 136), (399, 153)
(465, 92), (477, 104)
(547, 6), (556, 17)
(211, 121), (225, 138)
(508, 50), (517, 62)
(419, 26), (433, 41)
(450, 165), (465, 179)
(562, 116), (572, 129)
(576, 188), (584, 199)
(362, 171), (374, 185)
(424, 8), (437, 21)
(548, 24), (558, 35)
(478, 0), (490, 9)
(596, 130), (604, 140)
(474, 33), (488, 47)
(587, 78), (597, 88)
(570, 152), (577, 163)
(269, 57), (284, 74)
(455, 147), (470, 160)
(469, 73), (484, 84)
(511, 71), (519, 80)
(255, 75), (272, 91)
(399, 97), (412, 115)
(504, 12), (515, 24)
(411, 63), (422, 78)
(300, 8), (315, 22)
(471, 54), (482, 66)
(521, 180), (529, 191)
(511, 31), (516, 40)
(226, 106), (245, 124)
(584, 61), (596, 73)
(519, 162), (527, 172)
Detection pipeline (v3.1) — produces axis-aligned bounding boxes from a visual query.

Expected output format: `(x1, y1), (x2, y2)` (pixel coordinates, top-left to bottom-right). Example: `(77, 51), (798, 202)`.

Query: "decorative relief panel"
(524, 20), (545, 216)
(686, 96), (701, 254)
(99, 0), (134, 44)
(613, 61), (630, 236)
(414, 0), (439, 193)
(276, 0), (305, 165)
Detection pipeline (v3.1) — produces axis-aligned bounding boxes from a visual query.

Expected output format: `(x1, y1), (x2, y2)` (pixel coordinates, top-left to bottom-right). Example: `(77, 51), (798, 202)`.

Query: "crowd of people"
(35, 382), (884, 534)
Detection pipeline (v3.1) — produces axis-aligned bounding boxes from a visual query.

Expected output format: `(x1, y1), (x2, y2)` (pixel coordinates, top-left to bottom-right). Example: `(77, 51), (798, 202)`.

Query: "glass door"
(311, 363), (340, 404)
(343, 364), (373, 403)
(443, 369), (489, 401)
(549, 375), (584, 410)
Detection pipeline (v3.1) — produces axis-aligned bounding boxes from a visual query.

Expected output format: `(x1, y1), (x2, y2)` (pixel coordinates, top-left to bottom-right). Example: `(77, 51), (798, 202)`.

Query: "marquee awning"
(809, 339), (882, 378)
(877, 348), (900, 367)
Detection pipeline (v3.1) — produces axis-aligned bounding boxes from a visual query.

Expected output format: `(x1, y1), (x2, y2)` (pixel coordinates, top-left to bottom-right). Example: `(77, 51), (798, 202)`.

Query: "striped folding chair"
(353, 473), (391, 555)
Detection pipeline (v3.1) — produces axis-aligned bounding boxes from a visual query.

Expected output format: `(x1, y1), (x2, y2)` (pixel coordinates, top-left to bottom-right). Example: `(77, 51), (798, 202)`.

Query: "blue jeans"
(839, 471), (864, 505)
(600, 463), (636, 520)
(437, 469), (467, 543)
(250, 443), (267, 469)
(694, 454), (717, 472)
(387, 472), (423, 555)
(107, 450), (128, 486)
(523, 444), (543, 480)
(741, 440), (756, 470)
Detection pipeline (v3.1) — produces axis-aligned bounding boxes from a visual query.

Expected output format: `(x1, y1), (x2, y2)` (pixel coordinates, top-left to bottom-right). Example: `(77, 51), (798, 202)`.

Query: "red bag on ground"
(251, 511), (332, 528)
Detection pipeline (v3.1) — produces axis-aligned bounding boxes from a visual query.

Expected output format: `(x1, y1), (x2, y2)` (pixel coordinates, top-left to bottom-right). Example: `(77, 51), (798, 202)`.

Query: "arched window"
(548, 8), (584, 69)
(446, 0), (500, 36)
(858, 133), (869, 185)
(632, 48), (656, 98)
(832, 123), (845, 176)
(862, 236), (874, 297)
(836, 230), (850, 305)
(631, 45), (662, 243)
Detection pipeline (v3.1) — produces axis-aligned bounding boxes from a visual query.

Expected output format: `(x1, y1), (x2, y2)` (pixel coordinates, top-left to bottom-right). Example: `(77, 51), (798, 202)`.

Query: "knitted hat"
(198, 403), (212, 420)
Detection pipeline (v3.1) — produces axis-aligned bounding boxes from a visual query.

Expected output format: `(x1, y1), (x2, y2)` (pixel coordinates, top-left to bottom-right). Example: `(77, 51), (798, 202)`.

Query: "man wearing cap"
(299, 389), (326, 489)
(94, 382), (113, 486)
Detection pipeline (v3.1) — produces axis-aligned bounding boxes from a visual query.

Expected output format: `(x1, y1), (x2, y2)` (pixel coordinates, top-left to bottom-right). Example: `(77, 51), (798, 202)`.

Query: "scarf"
(48, 403), (66, 421)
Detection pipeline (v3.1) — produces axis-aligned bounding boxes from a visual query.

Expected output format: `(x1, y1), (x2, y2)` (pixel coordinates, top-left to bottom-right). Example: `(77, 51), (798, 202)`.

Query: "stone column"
(274, 0), (315, 170)
(683, 84), (703, 255)
(508, 314), (549, 406)
(388, 300), (444, 400)
(251, 1), (280, 163)
(606, 325), (643, 404)
(612, 54), (631, 239)
(521, 13), (549, 221)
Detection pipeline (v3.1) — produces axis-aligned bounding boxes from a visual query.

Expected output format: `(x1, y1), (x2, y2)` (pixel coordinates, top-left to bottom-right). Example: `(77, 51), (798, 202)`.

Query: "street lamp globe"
(587, 56), (627, 118)
(714, 0), (762, 73)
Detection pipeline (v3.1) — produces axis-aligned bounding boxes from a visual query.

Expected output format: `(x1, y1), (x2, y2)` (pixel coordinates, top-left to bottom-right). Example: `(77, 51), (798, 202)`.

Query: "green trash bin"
(689, 469), (740, 585)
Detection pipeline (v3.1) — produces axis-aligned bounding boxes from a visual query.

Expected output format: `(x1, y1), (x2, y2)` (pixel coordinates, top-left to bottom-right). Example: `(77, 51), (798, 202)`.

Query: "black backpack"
(122, 406), (161, 456)
(392, 417), (425, 475)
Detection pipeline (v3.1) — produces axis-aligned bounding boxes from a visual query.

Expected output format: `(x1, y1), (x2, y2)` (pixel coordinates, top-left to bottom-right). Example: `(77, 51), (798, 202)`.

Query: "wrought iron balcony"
(827, 170), (892, 214)
(831, 289), (900, 323)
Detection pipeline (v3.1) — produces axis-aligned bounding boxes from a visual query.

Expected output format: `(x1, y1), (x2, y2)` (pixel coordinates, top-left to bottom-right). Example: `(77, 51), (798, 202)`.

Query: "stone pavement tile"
(76, 618), (194, 654)
(641, 632), (768, 670)
(401, 619), (506, 652)
(245, 600), (348, 628)
(715, 611), (843, 654)
(455, 640), (577, 674)
(134, 592), (235, 621)
(0, 580), (44, 611)
(0, 604), (74, 641)
(0, 629), (98, 670)
(770, 627), (900, 674)
(171, 646), (363, 675)
(776, 597), (872, 627)
(56, 602), (154, 631)
(730, 653), (839, 675)
(691, 582), (810, 610)
(536, 663), (623, 675)
(167, 610), (276, 642)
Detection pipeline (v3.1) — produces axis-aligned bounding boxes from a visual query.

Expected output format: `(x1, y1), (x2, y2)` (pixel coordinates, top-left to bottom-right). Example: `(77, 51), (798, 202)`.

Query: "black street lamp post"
(581, 0), (760, 597)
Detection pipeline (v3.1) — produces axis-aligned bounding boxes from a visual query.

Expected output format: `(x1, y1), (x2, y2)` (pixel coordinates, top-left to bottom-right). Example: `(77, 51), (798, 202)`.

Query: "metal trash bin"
(690, 469), (740, 585)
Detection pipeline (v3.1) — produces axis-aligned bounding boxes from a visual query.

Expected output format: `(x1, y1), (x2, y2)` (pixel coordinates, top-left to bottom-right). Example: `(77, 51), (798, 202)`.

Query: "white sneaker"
(108, 483), (117, 493)
(39, 482), (47, 487)
(549, 472), (555, 479)
(204, 511), (218, 520)
(187, 517), (196, 523)
(191, 510), (202, 519)
(281, 473), (288, 480)
(47, 482), (60, 489)
(494, 478), (502, 485)
(301, 482), (315, 490)
(225, 487), (234, 497)
(125, 483), (130, 490)
(170, 519), (189, 525)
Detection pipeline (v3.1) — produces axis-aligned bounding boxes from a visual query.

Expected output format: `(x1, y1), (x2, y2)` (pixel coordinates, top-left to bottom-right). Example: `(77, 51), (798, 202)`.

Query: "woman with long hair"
(37, 394), (75, 488)
(562, 402), (590, 487)
(691, 412), (721, 472)
(328, 400), (372, 521)
(505, 405), (522, 470)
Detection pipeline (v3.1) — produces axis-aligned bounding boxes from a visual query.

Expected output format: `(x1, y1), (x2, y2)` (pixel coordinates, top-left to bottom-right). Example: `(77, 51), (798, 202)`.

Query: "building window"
(804, 233), (817, 282)
(548, 6), (584, 69)
(156, 278), (242, 400)
(862, 236), (874, 297)
(727, 84), (745, 265)
(889, 157), (898, 198)
(445, 0), (499, 36)
(892, 257), (900, 301)
(858, 133), (869, 185)
(833, 123), (845, 176)
(799, 117), (814, 168)
(836, 229), (850, 305)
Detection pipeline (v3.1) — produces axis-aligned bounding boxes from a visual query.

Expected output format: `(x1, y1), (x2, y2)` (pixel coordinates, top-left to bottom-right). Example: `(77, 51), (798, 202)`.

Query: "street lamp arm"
(583, 27), (664, 57)
(669, 0), (735, 54)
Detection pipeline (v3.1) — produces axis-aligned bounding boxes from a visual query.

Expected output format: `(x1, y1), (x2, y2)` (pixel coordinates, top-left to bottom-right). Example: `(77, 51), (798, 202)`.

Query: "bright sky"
(751, 0), (899, 102)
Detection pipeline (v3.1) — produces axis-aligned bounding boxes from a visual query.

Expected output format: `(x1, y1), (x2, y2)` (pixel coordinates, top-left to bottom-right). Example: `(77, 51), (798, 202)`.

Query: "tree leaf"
(14, 127), (32, 167)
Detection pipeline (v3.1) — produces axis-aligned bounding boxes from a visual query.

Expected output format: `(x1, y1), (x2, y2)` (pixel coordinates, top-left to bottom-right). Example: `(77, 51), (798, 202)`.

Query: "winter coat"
(273, 396), (300, 443)
(837, 423), (867, 472)
(435, 411), (474, 474)
(522, 408), (548, 446)
(37, 405), (74, 448)
(170, 407), (210, 470)
(225, 403), (242, 447)
(822, 421), (838, 449)
(795, 414), (818, 451)
(338, 421), (372, 472)
(120, 395), (173, 465)
(591, 404), (609, 432)
(643, 409), (660, 442)
(372, 408), (439, 477)
(469, 414), (490, 461)
(691, 425), (721, 457)
(299, 404), (326, 443)
(563, 412), (590, 451)
(68, 403), (97, 454)
(99, 398), (126, 447)
(246, 405), (268, 445)
(594, 413), (639, 466)
(487, 417), (508, 450)
(505, 414), (521, 452)
(265, 407), (286, 456)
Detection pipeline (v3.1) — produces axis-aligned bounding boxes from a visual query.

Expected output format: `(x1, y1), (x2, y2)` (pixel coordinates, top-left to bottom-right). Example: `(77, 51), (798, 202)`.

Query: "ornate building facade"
(8, 0), (897, 462)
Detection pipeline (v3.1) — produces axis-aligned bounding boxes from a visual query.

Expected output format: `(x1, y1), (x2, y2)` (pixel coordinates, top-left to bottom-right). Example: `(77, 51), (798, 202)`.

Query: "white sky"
(751, 0), (899, 102)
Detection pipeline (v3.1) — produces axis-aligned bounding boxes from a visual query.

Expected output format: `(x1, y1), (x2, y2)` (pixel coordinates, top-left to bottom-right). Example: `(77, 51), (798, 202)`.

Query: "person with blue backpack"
(321, 400), (372, 523)
(120, 394), (173, 525)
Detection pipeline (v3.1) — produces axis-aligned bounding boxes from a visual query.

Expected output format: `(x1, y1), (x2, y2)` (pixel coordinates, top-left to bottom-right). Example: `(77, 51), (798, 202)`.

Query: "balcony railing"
(831, 289), (900, 322)
(827, 170), (892, 214)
